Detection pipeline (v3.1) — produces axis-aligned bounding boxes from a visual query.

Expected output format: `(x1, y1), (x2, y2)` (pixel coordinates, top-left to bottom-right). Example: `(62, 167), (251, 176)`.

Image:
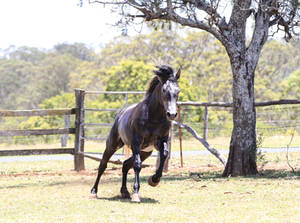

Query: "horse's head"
(154, 65), (181, 121)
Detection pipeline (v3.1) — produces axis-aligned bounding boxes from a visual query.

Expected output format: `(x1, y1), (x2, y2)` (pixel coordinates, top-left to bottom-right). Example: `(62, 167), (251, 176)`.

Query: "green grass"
(1, 153), (300, 223)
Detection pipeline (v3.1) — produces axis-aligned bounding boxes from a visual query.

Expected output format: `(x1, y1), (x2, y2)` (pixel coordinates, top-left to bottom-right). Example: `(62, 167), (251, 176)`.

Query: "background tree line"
(0, 30), (299, 143)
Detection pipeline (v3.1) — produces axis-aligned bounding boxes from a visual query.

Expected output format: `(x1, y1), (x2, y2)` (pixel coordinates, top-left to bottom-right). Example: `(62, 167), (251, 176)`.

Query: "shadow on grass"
(0, 174), (190, 190)
(253, 169), (300, 179)
(0, 179), (87, 189)
(1, 169), (299, 190)
(186, 169), (300, 180)
(96, 195), (159, 204)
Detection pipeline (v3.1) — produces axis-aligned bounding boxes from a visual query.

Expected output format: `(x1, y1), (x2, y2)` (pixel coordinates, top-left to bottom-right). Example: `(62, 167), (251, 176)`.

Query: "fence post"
(203, 105), (208, 140)
(61, 114), (70, 147)
(74, 89), (85, 171)
(178, 105), (183, 167)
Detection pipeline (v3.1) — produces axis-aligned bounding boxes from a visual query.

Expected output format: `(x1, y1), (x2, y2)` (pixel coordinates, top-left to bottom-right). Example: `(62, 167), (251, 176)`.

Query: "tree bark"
(222, 1), (271, 176)
(222, 55), (258, 176)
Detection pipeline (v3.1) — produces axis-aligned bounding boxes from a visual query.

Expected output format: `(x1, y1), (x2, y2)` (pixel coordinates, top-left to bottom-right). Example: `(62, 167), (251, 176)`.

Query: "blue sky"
(0, 0), (121, 50)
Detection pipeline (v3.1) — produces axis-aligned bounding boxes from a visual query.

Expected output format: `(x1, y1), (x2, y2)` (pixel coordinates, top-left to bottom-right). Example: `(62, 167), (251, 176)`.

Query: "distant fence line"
(1, 89), (300, 171)
(176, 99), (300, 140)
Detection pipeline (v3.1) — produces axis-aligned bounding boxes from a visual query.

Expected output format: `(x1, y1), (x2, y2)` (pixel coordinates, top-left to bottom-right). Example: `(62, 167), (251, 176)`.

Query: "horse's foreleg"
(128, 133), (142, 202)
(149, 137), (169, 187)
(131, 152), (142, 202)
(120, 151), (152, 199)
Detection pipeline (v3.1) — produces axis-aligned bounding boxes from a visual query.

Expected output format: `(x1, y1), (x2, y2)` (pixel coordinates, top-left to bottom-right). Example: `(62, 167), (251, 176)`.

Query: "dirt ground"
(4, 159), (298, 178)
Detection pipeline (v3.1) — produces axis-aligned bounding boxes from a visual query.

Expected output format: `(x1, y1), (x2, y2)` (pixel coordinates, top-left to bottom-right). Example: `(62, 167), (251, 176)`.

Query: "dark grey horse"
(90, 65), (181, 202)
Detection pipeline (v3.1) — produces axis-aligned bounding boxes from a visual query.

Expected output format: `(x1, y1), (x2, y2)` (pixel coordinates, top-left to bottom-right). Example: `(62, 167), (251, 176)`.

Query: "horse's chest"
(140, 123), (169, 148)
(144, 123), (169, 138)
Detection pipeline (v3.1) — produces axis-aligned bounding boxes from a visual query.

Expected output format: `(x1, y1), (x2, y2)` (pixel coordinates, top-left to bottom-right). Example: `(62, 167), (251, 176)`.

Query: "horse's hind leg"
(120, 151), (152, 199)
(90, 127), (123, 198)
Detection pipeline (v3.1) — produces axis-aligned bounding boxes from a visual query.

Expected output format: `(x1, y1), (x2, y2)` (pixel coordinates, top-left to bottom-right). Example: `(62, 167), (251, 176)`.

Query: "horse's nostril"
(167, 112), (171, 117)
(174, 113), (177, 118)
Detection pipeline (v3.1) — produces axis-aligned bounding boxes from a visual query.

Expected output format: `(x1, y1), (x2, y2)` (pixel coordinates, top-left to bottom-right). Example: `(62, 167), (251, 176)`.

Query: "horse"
(90, 65), (181, 202)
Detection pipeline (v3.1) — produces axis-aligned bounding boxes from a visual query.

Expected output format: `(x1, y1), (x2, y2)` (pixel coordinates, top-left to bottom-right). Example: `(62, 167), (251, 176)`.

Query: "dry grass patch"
(1, 153), (300, 223)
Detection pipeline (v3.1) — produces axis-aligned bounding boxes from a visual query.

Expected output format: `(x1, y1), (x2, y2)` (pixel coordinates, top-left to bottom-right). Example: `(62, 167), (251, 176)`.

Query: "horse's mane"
(146, 65), (175, 97)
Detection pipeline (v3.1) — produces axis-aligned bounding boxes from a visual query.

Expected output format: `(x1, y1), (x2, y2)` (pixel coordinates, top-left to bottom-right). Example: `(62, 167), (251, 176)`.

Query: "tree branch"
(183, 0), (229, 33)
(246, 1), (271, 69)
(88, 0), (227, 46)
(173, 120), (226, 166)
(88, 0), (128, 4)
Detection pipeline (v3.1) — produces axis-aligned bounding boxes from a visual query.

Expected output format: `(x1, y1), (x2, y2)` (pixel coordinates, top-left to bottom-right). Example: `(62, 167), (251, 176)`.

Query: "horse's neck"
(147, 86), (166, 121)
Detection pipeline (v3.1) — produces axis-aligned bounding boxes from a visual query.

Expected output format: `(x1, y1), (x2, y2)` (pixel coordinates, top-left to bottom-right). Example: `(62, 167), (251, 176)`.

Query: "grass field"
(1, 151), (300, 223)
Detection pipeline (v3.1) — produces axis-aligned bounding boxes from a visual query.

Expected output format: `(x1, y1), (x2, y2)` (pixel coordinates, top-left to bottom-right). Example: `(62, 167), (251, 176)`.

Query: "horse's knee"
(133, 155), (142, 172)
(162, 150), (169, 160)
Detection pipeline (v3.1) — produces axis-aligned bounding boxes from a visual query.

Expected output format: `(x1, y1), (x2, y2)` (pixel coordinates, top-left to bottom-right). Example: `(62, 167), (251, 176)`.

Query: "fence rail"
(0, 128), (75, 137)
(0, 106), (80, 169)
(0, 108), (75, 117)
(177, 99), (300, 107)
(0, 148), (74, 156)
(176, 99), (300, 166)
(177, 99), (300, 140)
(1, 89), (299, 171)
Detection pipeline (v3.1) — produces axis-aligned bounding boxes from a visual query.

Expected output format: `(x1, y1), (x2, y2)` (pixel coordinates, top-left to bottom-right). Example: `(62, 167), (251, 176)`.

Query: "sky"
(0, 0), (285, 52)
(0, 0), (122, 51)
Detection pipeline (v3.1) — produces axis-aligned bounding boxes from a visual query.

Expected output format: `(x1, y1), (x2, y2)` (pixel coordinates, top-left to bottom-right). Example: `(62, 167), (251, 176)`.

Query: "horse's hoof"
(121, 191), (131, 199)
(148, 176), (160, 187)
(131, 193), (141, 203)
(89, 193), (98, 199)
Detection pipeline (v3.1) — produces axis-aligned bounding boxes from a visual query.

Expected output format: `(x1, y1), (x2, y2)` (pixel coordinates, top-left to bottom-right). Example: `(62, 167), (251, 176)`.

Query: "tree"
(285, 70), (300, 97)
(0, 44), (90, 110)
(85, 0), (300, 176)
(69, 61), (105, 91)
(54, 43), (96, 61)
(255, 39), (300, 101)
(0, 58), (39, 109)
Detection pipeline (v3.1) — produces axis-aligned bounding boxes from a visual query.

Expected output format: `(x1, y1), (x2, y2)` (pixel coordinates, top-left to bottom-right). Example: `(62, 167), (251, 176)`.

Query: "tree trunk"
(222, 54), (258, 176)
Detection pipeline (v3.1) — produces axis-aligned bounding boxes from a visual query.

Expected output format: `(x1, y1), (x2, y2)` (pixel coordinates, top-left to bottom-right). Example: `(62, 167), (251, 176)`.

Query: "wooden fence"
(0, 89), (146, 171)
(0, 89), (88, 171)
(177, 99), (300, 140)
(176, 99), (300, 166)
(1, 88), (300, 171)
(74, 90), (146, 165)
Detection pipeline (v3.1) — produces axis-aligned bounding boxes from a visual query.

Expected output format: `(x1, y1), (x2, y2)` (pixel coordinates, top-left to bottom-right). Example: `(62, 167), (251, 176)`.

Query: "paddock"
(1, 152), (299, 223)
(1, 90), (300, 222)
(1, 89), (300, 172)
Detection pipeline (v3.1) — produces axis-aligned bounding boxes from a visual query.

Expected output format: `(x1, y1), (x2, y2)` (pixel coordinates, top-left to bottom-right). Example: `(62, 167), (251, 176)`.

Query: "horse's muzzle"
(166, 111), (177, 120)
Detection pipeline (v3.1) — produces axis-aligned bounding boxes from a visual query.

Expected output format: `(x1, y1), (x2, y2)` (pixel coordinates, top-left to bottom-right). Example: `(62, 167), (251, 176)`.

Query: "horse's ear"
(175, 68), (181, 80)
